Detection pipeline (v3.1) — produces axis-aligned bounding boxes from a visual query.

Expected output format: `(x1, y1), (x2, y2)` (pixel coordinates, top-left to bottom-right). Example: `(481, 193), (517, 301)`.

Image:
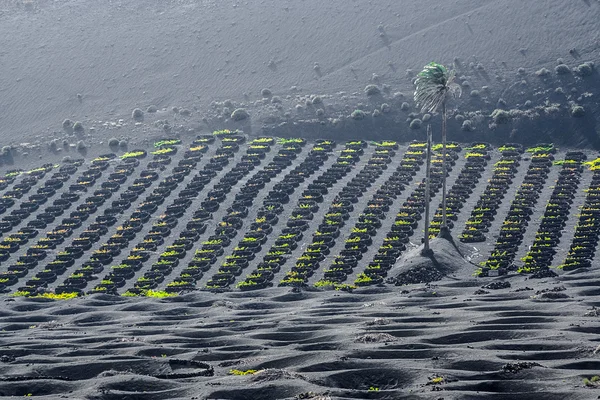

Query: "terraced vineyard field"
(0, 134), (597, 297)
(2, 133), (600, 399)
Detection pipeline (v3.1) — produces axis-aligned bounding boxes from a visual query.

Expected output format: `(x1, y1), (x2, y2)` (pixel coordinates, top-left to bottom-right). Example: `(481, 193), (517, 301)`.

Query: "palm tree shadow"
(442, 235), (467, 259)
(422, 250), (441, 269)
(420, 236), (481, 274)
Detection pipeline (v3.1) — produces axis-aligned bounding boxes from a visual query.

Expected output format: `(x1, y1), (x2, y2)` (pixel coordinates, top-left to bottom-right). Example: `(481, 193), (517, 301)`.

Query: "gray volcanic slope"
(1, 0), (600, 151)
(1, 3), (600, 397)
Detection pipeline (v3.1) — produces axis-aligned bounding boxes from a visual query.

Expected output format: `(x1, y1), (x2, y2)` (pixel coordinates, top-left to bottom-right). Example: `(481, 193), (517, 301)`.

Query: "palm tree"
(422, 125), (433, 256)
(414, 62), (461, 239)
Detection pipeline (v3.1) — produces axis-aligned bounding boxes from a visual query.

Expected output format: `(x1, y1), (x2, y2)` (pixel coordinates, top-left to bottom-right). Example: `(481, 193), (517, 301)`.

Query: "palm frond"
(413, 62), (461, 113)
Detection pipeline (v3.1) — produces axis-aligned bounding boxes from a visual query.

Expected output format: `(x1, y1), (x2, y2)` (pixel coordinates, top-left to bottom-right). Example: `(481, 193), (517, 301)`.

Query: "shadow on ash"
(389, 237), (475, 286)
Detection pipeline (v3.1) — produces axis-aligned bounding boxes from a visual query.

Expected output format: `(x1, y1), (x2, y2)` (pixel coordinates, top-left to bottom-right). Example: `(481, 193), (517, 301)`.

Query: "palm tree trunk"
(421, 125), (433, 256)
(439, 101), (451, 240)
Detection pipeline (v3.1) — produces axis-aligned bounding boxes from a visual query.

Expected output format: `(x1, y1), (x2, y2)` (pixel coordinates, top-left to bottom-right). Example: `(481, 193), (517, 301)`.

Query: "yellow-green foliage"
(154, 139), (181, 147)
(277, 138), (303, 145)
(465, 152), (484, 158)
(584, 158), (600, 171)
(151, 147), (175, 156)
(213, 129), (238, 136)
(553, 159), (578, 166)
(40, 292), (80, 300)
(526, 144), (555, 154)
(229, 369), (259, 376)
(429, 376), (445, 385)
(354, 272), (374, 284)
(120, 151), (145, 159)
(12, 291), (32, 297)
(122, 290), (177, 298)
(12, 291), (79, 300)
(147, 290), (176, 298)
(583, 375), (600, 387)
(433, 143), (460, 151)
(314, 280), (356, 291)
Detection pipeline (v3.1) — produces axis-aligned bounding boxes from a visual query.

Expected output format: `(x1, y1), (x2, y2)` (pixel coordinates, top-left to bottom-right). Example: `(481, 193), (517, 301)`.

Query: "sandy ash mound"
(390, 236), (476, 285)
(1, 279), (600, 399)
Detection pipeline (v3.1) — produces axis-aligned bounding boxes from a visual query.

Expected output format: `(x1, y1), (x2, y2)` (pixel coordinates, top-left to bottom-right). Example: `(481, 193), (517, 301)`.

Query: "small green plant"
(313, 280), (356, 291)
(154, 139), (181, 147)
(314, 280), (336, 288)
(189, 144), (206, 152)
(277, 138), (303, 145)
(355, 273), (375, 285)
(28, 166), (51, 175)
(213, 129), (239, 136)
(120, 150), (146, 159)
(229, 369), (260, 376)
(583, 375), (600, 387)
(553, 159), (578, 165)
(429, 376), (444, 384)
(12, 291), (79, 300)
(122, 290), (177, 298)
(166, 280), (191, 287)
(526, 144), (555, 154)
(145, 290), (177, 298)
(151, 147), (176, 156)
(236, 280), (260, 288)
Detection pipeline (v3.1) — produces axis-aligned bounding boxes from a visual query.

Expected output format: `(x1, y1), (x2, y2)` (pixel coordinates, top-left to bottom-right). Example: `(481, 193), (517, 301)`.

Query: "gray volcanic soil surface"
(1, 1), (600, 399)
(1, 0), (600, 161)
(2, 278), (600, 399)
